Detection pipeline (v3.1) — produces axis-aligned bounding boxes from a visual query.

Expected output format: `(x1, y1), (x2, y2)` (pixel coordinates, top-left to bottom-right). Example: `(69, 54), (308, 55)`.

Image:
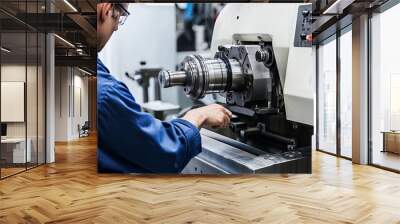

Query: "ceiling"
(0, 0), (96, 73)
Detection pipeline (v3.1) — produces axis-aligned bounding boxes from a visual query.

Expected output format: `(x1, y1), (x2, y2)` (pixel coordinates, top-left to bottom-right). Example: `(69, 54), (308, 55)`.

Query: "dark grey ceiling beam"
(55, 55), (96, 71)
(66, 13), (96, 46)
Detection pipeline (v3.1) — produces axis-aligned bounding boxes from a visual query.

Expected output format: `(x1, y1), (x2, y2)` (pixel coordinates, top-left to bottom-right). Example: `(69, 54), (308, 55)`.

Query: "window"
(339, 28), (352, 158)
(370, 2), (400, 171)
(1, 30), (28, 177)
(317, 36), (337, 154)
(317, 23), (353, 159)
(0, 0), (46, 179)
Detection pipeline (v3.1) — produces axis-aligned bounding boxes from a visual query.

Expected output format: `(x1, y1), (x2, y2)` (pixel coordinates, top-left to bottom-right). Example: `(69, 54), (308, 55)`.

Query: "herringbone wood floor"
(1, 135), (400, 224)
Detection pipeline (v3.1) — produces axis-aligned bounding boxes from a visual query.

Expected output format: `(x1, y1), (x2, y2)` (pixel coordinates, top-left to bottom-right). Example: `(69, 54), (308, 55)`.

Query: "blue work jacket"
(97, 58), (202, 173)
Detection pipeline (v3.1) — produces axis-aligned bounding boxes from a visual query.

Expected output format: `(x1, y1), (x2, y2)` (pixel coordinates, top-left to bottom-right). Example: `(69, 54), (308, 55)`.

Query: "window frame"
(315, 21), (353, 160)
(0, 0), (47, 180)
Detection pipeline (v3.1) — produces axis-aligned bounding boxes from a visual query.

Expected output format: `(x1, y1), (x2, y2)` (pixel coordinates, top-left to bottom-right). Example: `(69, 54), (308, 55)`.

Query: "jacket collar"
(97, 57), (110, 74)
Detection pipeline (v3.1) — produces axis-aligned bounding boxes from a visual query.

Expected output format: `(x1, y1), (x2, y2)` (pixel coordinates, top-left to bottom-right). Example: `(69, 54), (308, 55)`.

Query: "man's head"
(97, 3), (129, 52)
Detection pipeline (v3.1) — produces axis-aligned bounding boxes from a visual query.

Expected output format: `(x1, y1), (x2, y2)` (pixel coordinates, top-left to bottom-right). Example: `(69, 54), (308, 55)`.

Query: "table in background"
(0, 138), (31, 167)
(382, 131), (400, 154)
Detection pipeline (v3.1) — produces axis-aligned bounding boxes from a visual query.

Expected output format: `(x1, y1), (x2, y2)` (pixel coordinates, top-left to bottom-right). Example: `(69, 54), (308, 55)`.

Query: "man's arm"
(98, 82), (231, 173)
(182, 104), (232, 128)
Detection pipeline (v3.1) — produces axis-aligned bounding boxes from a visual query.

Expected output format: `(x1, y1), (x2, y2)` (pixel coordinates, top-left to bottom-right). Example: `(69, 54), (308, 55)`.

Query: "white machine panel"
(210, 3), (315, 125)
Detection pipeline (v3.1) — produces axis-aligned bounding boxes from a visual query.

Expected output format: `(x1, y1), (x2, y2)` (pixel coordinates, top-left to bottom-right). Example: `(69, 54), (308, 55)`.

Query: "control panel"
(294, 4), (313, 48)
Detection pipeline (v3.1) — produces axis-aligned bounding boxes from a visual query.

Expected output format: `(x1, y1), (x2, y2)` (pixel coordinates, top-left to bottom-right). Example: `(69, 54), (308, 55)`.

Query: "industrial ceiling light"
(54, 34), (75, 48)
(76, 48), (87, 56)
(78, 67), (93, 76)
(323, 0), (355, 15)
(63, 0), (78, 12)
(1, 47), (11, 53)
(75, 42), (85, 48)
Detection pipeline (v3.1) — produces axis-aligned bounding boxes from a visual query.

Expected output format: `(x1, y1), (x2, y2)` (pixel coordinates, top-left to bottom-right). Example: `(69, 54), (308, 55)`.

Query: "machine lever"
(230, 121), (247, 132)
(240, 127), (260, 138)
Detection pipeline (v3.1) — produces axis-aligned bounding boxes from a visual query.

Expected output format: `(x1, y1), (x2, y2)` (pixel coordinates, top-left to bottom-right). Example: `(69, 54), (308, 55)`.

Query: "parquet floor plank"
(1, 135), (400, 223)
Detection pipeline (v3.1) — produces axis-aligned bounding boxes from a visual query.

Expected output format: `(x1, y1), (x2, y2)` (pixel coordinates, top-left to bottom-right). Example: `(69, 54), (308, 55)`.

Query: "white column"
(352, 14), (369, 164)
(46, 32), (55, 163)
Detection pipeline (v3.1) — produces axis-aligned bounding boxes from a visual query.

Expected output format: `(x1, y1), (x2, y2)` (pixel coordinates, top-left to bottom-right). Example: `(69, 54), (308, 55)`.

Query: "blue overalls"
(97, 58), (201, 173)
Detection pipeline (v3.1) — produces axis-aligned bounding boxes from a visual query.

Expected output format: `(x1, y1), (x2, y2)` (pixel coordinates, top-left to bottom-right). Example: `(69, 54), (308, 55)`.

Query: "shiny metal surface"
(158, 70), (186, 88)
(181, 129), (311, 174)
(159, 54), (245, 99)
(159, 43), (274, 106)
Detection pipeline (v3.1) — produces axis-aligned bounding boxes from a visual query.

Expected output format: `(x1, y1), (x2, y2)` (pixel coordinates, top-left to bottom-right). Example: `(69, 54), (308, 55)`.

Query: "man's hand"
(182, 104), (232, 129)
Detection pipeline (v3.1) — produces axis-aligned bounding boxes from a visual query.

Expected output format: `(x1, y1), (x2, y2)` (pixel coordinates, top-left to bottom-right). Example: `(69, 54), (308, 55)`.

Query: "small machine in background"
(176, 3), (224, 52)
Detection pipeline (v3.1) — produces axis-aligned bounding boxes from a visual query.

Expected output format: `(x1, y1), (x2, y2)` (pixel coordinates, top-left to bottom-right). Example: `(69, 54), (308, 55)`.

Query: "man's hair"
(115, 3), (129, 11)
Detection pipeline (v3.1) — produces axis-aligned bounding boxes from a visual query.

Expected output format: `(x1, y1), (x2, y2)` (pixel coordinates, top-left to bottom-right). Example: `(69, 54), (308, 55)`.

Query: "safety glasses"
(112, 3), (130, 26)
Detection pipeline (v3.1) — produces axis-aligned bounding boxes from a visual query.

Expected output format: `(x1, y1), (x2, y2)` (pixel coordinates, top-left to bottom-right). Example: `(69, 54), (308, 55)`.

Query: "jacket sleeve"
(98, 82), (202, 173)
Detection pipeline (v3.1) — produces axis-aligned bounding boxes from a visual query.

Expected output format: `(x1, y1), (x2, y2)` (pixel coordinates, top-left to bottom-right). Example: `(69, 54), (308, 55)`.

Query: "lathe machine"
(159, 3), (315, 174)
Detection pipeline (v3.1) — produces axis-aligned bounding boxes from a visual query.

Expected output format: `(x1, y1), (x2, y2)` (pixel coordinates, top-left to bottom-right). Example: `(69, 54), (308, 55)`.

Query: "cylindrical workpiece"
(159, 54), (246, 99)
(158, 70), (187, 88)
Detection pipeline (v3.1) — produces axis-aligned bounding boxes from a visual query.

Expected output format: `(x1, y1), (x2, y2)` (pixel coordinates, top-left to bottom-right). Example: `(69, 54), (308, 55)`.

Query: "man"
(97, 3), (232, 173)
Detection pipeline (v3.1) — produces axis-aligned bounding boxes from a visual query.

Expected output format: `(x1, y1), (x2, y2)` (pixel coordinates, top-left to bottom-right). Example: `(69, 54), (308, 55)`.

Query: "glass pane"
(26, 0), (39, 169)
(1, 0), (46, 178)
(371, 3), (400, 171)
(318, 37), (337, 154)
(340, 29), (352, 158)
(1, 30), (27, 177)
(38, 32), (45, 165)
(27, 31), (38, 169)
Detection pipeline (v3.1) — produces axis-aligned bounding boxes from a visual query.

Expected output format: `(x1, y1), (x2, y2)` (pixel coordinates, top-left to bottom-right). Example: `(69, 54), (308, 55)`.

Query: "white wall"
(54, 67), (89, 141)
(99, 3), (180, 105)
(55, 67), (69, 141)
(72, 73), (89, 138)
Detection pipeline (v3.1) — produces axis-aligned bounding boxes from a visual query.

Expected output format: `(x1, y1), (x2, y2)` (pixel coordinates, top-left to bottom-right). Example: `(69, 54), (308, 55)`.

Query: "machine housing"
(159, 3), (315, 173)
